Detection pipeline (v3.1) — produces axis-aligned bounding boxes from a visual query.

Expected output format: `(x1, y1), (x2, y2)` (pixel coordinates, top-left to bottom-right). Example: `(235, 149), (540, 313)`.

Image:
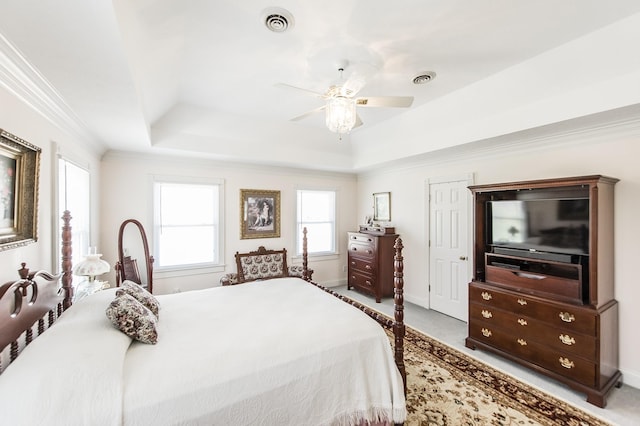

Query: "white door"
(428, 177), (471, 321)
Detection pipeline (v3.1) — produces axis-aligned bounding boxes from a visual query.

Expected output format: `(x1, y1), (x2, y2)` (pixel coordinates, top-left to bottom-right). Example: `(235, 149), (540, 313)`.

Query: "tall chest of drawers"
(347, 231), (398, 302)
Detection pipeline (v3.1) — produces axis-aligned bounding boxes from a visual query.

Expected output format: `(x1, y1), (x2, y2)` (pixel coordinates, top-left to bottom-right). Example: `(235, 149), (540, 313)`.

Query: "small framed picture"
(373, 192), (391, 222)
(240, 189), (281, 239)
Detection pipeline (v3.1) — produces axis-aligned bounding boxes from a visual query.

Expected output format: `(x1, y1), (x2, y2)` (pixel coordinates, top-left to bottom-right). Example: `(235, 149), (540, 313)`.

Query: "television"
(487, 198), (589, 257)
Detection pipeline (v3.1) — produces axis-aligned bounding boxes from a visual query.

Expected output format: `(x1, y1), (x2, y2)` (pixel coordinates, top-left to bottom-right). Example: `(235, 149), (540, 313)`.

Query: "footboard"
(307, 237), (406, 393)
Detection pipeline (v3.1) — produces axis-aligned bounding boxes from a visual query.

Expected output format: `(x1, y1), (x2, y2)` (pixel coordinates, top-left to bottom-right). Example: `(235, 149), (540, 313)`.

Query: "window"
(296, 189), (336, 255)
(153, 178), (223, 270)
(58, 158), (90, 274)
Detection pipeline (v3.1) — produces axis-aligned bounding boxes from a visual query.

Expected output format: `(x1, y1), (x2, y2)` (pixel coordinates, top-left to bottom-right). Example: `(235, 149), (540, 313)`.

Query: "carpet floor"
(392, 326), (611, 426)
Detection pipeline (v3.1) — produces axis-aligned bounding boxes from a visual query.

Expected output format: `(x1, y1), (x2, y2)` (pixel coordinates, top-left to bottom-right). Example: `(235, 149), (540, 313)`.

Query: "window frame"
(56, 156), (91, 278)
(152, 175), (225, 273)
(295, 188), (338, 257)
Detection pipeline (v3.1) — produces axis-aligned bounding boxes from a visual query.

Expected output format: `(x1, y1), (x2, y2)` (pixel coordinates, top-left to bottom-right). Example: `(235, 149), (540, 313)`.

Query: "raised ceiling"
(1, 1), (640, 171)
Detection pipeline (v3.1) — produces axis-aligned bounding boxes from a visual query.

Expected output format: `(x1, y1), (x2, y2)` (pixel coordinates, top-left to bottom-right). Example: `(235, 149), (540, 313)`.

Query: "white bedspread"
(0, 288), (132, 425)
(0, 278), (405, 425)
(125, 278), (405, 425)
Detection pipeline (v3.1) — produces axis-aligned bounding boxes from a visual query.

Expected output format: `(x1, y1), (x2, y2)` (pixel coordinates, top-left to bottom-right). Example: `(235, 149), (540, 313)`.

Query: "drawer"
(348, 232), (376, 245)
(470, 283), (596, 335)
(348, 242), (375, 259)
(349, 257), (375, 274)
(469, 321), (596, 387)
(348, 270), (376, 291)
(469, 303), (596, 359)
(486, 265), (581, 303)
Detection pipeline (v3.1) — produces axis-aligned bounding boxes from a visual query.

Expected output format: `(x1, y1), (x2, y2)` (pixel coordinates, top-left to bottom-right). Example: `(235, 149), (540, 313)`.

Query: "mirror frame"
(115, 219), (154, 293)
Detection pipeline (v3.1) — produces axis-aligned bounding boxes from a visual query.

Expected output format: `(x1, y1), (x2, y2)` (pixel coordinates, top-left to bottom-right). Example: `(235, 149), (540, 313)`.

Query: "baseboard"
(322, 278), (346, 288)
(620, 368), (640, 390)
(405, 292), (429, 310)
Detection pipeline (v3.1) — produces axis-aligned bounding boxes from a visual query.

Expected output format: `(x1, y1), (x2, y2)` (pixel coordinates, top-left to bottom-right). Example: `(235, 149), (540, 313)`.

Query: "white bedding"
(0, 278), (405, 425)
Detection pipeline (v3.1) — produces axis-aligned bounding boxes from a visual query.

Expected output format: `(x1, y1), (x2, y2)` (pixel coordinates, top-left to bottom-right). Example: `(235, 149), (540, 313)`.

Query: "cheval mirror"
(115, 219), (154, 293)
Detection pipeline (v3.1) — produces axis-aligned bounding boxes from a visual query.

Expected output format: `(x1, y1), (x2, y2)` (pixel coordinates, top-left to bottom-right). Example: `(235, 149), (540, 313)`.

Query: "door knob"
(459, 256), (468, 261)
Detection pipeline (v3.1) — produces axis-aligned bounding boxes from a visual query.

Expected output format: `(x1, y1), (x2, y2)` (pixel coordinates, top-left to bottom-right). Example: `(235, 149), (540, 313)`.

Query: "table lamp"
(73, 247), (111, 300)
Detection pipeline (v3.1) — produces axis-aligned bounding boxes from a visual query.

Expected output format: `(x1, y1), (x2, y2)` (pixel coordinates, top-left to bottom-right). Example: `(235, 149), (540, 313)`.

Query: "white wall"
(0, 85), (102, 275)
(100, 152), (358, 294)
(356, 127), (640, 389)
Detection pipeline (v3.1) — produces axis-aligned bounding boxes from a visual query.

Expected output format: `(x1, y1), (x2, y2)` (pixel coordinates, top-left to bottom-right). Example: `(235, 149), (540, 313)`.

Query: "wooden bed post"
(393, 237), (406, 394)
(61, 210), (73, 310)
(302, 227), (310, 281)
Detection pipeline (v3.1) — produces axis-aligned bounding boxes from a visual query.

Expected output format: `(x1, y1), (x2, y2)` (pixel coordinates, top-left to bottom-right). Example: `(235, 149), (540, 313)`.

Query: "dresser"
(469, 281), (618, 405)
(347, 231), (398, 302)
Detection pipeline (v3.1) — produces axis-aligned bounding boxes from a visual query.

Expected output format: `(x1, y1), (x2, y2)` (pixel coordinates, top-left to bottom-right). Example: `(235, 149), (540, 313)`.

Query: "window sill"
(290, 252), (340, 263)
(154, 264), (225, 279)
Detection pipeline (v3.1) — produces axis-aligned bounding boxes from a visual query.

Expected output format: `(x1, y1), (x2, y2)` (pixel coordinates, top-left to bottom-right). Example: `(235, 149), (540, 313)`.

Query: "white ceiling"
(1, 1), (640, 172)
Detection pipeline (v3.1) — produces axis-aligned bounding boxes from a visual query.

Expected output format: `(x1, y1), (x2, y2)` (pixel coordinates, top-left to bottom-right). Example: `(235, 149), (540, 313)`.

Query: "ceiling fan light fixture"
(326, 96), (356, 135)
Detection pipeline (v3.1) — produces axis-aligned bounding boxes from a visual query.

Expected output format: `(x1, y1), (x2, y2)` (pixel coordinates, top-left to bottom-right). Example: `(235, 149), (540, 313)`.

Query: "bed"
(0, 211), (407, 425)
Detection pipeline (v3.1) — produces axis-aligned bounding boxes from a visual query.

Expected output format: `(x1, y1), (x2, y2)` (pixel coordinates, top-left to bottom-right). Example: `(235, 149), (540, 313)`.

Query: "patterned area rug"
(392, 326), (611, 426)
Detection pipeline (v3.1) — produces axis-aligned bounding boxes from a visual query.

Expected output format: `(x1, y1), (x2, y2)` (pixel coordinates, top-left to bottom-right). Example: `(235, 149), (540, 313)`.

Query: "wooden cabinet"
(347, 231), (398, 302)
(465, 175), (621, 408)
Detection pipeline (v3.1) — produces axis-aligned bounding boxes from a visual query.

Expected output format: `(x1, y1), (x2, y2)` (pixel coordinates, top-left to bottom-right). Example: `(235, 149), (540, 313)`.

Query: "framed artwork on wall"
(373, 192), (391, 222)
(0, 129), (41, 251)
(240, 189), (281, 239)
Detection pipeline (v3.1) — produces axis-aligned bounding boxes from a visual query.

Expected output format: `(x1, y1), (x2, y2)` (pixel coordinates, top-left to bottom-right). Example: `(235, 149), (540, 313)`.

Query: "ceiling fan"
(277, 66), (414, 139)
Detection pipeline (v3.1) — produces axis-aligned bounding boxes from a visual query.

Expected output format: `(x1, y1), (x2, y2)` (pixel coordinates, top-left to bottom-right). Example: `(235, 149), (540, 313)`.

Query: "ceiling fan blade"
(275, 83), (327, 99)
(356, 96), (414, 108)
(290, 105), (326, 122)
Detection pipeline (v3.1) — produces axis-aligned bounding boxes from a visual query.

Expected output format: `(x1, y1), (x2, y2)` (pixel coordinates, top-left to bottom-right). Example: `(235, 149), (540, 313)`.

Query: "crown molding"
(0, 33), (102, 149)
(357, 104), (640, 176)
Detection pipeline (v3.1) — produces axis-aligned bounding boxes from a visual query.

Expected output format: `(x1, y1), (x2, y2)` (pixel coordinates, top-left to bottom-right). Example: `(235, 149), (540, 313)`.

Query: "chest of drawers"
(466, 281), (620, 407)
(347, 232), (397, 302)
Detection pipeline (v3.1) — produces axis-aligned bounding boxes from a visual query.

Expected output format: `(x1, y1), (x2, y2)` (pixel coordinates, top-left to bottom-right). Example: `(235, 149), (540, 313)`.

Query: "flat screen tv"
(487, 198), (589, 256)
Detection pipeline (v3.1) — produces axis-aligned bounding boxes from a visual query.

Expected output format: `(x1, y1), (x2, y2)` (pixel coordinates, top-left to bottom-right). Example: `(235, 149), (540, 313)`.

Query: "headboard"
(0, 210), (73, 373)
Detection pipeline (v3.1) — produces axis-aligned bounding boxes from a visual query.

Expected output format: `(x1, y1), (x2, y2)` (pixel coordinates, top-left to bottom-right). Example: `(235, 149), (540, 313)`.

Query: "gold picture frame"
(240, 189), (281, 239)
(373, 192), (391, 222)
(0, 129), (41, 251)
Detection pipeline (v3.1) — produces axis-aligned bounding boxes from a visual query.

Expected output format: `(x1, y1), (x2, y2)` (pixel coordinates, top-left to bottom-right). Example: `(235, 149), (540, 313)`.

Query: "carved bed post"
(302, 227), (310, 281)
(393, 237), (406, 394)
(61, 210), (73, 310)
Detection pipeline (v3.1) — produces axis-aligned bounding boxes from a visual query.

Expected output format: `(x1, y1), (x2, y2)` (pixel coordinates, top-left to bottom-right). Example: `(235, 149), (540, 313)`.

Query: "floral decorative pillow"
(106, 293), (158, 344)
(117, 280), (160, 318)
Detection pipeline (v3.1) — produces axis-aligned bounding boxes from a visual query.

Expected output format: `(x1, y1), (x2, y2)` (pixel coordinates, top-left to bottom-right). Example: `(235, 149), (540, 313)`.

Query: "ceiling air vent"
(413, 71), (436, 85)
(262, 8), (294, 33)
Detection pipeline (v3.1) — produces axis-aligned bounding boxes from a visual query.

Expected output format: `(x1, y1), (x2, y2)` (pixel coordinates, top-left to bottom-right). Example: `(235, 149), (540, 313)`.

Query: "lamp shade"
(73, 253), (110, 279)
(325, 96), (356, 135)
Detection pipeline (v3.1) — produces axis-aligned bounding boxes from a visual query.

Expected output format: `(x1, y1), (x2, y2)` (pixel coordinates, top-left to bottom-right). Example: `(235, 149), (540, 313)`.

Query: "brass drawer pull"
(559, 312), (575, 323)
(517, 338), (527, 346)
(517, 318), (528, 326)
(481, 292), (492, 301)
(517, 298), (527, 306)
(559, 334), (576, 346)
(559, 357), (575, 369)
(481, 310), (492, 319)
(481, 328), (492, 337)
